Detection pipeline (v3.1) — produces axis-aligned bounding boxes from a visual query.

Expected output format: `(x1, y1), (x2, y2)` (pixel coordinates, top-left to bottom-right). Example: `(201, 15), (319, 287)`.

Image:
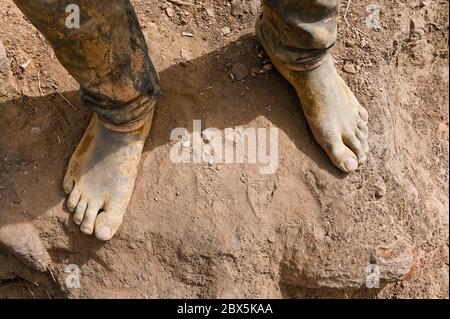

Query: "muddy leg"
(13, 0), (160, 240)
(257, 0), (369, 172)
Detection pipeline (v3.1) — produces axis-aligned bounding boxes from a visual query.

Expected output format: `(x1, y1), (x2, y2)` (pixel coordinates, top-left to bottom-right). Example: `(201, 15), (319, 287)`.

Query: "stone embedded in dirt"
(221, 27), (231, 36)
(249, 0), (262, 15)
(0, 223), (50, 273)
(205, 7), (214, 17)
(165, 7), (175, 18)
(259, 63), (273, 74)
(375, 239), (421, 281)
(231, 63), (249, 80)
(31, 127), (41, 135)
(231, 0), (243, 17)
(180, 48), (193, 61)
(343, 62), (357, 74)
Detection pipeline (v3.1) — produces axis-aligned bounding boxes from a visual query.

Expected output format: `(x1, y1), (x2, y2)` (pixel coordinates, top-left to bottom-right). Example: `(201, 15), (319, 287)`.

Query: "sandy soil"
(0, 0), (448, 298)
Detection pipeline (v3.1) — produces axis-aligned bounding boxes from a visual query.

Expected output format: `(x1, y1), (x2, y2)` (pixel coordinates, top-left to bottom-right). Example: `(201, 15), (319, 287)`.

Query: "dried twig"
(343, 0), (352, 28)
(55, 88), (77, 110)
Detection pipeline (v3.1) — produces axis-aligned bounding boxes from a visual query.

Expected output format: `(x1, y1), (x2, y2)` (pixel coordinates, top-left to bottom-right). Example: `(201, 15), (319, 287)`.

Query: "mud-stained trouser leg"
(258, 0), (340, 70)
(13, 0), (160, 131)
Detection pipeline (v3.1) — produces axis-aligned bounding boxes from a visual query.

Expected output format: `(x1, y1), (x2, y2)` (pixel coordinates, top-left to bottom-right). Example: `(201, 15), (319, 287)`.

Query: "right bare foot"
(63, 111), (153, 241)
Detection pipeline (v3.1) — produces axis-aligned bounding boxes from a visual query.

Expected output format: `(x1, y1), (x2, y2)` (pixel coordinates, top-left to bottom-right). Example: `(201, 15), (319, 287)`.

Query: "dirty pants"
(12, 0), (340, 130)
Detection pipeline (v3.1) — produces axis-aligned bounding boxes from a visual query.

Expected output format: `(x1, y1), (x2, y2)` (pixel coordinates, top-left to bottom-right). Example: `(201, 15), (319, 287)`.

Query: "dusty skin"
(63, 110), (154, 241)
(256, 23), (369, 173)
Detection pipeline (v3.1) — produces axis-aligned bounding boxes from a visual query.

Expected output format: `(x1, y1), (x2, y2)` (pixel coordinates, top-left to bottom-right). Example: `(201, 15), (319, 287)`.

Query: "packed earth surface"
(0, 0), (448, 298)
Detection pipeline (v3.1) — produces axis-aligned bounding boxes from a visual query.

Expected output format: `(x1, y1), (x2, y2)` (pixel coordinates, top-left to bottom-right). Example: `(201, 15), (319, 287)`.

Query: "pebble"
(166, 7), (174, 18)
(180, 48), (193, 61)
(205, 7), (215, 17)
(231, 63), (248, 80)
(31, 127), (41, 135)
(221, 27), (231, 36)
(343, 62), (357, 74)
(231, 0), (243, 17)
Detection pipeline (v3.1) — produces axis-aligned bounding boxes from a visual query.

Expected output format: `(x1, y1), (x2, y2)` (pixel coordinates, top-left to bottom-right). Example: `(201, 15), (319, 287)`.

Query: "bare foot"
(63, 111), (153, 241)
(256, 26), (369, 172)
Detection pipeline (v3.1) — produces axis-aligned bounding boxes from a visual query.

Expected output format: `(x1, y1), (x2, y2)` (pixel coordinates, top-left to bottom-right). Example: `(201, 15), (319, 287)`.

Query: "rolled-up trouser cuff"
(81, 89), (159, 132)
(257, 0), (340, 71)
(256, 14), (331, 72)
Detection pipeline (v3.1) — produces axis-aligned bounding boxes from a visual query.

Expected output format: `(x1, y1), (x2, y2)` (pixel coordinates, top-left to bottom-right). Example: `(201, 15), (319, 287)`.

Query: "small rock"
(221, 27), (231, 36)
(231, 0), (243, 17)
(249, 0), (262, 15)
(147, 22), (159, 35)
(231, 63), (248, 80)
(166, 7), (175, 18)
(259, 63), (273, 74)
(205, 7), (215, 17)
(343, 62), (357, 74)
(31, 127), (41, 135)
(180, 48), (193, 61)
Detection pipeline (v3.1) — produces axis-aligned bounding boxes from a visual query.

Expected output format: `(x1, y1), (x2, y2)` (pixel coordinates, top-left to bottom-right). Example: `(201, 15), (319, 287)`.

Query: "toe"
(324, 139), (359, 173)
(67, 189), (81, 212)
(356, 130), (370, 153)
(344, 134), (367, 164)
(80, 202), (102, 235)
(359, 108), (369, 123)
(357, 121), (369, 137)
(73, 197), (87, 226)
(94, 206), (125, 241)
(63, 174), (74, 194)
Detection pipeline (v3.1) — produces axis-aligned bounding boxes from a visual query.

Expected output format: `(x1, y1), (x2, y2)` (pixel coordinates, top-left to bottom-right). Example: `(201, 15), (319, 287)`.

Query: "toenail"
(96, 226), (112, 240)
(359, 153), (367, 163)
(343, 157), (358, 171)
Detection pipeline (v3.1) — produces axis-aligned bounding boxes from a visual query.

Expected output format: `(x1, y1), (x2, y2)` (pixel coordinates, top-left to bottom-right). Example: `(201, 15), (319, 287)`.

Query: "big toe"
(94, 207), (125, 241)
(325, 139), (359, 173)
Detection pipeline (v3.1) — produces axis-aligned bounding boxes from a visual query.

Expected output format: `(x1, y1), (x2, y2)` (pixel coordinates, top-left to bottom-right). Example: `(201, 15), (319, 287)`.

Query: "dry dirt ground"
(0, 0), (448, 298)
